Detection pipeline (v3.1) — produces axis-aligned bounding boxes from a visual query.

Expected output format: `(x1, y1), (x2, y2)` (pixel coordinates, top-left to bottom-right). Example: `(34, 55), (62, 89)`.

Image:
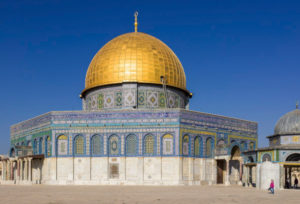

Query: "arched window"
(162, 134), (173, 155)
(240, 141), (245, 150)
(74, 135), (85, 155)
(194, 136), (202, 157)
(91, 135), (102, 155)
(262, 153), (271, 162)
(57, 135), (68, 156)
(21, 141), (25, 146)
(27, 141), (32, 147)
(231, 145), (241, 160)
(109, 135), (119, 156)
(39, 137), (43, 154)
(126, 134), (137, 156)
(144, 134), (155, 155)
(182, 135), (189, 156)
(45, 136), (51, 157)
(249, 142), (254, 150)
(10, 148), (15, 157)
(206, 138), (213, 157)
(33, 139), (37, 155)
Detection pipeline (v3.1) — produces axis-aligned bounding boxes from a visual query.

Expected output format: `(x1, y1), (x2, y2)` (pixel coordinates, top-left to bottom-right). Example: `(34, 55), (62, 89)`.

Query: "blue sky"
(0, 0), (299, 154)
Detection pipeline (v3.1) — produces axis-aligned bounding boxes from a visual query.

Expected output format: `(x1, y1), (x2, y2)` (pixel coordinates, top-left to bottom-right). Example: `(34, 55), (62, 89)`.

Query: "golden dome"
(82, 32), (187, 95)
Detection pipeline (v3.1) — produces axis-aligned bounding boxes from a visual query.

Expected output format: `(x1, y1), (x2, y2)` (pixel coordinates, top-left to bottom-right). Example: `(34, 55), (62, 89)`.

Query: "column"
(225, 159), (230, 185)
(3, 161), (7, 180)
(20, 159), (23, 181)
(238, 159), (243, 185)
(10, 161), (13, 180)
(17, 160), (20, 181)
(24, 159), (28, 180)
(28, 158), (32, 182)
(6, 161), (9, 180)
(1, 161), (5, 181)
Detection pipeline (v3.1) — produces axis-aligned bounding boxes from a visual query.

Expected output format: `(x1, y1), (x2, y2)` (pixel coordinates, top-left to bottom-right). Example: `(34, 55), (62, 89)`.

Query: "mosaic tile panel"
(104, 93), (114, 108)
(147, 91), (158, 108)
(124, 89), (136, 107)
(138, 91), (146, 107)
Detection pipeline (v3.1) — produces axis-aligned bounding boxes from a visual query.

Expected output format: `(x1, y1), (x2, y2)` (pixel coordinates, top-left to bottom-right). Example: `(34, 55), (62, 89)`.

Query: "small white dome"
(274, 108), (300, 135)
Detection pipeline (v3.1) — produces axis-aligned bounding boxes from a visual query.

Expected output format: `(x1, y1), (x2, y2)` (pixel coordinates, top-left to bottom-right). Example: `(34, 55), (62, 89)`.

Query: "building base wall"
(38, 157), (217, 185)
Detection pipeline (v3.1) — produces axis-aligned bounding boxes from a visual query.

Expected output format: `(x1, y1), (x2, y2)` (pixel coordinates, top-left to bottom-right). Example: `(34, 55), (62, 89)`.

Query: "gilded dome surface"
(274, 108), (300, 135)
(83, 32), (187, 94)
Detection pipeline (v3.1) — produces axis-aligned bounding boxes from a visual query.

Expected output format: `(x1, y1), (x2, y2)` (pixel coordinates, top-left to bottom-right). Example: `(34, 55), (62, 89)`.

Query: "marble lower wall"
(39, 157), (216, 185)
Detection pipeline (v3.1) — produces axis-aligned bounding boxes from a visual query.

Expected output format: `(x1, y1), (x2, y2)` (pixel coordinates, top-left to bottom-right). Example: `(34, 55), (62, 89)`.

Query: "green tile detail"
(98, 93), (104, 109)
(115, 92), (122, 107)
(138, 91), (145, 107)
(159, 92), (166, 108)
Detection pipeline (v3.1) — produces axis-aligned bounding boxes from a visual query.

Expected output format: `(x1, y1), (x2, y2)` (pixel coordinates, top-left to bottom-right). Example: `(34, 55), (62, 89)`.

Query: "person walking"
(268, 179), (274, 194)
(294, 178), (298, 189)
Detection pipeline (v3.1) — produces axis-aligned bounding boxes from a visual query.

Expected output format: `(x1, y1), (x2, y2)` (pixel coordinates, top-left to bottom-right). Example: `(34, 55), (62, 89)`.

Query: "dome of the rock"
(82, 32), (187, 95)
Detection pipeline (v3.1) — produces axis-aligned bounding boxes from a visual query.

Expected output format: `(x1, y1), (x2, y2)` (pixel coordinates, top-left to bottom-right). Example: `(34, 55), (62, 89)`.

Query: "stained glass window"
(126, 134), (137, 156)
(249, 142), (254, 150)
(109, 135), (119, 156)
(194, 137), (201, 157)
(206, 138), (213, 157)
(57, 135), (68, 156)
(39, 137), (43, 154)
(33, 139), (37, 155)
(91, 135), (102, 155)
(74, 135), (84, 155)
(163, 134), (173, 155)
(182, 135), (189, 155)
(46, 136), (51, 156)
(144, 134), (154, 155)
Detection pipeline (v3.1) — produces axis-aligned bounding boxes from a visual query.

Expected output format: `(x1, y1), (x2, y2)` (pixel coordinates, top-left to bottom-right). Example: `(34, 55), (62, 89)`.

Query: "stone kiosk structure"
(0, 16), (257, 186)
(243, 105), (300, 190)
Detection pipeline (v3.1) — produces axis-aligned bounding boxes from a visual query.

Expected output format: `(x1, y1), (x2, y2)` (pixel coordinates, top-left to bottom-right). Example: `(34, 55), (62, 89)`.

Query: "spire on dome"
(134, 11), (138, 32)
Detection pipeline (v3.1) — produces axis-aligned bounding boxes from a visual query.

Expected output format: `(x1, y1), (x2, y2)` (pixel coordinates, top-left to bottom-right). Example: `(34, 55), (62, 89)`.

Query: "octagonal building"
(0, 18), (257, 185)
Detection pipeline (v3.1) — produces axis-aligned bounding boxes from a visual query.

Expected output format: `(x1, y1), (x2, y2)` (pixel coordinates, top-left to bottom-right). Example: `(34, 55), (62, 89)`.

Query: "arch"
(126, 134), (137, 156)
(286, 153), (300, 162)
(248, 156), (254, 163)
(262, 153), (272, 162)
(91, 134), (103, 155)
(33, 139), (38, 155)
(10, 148), (15, 157)
(206, 137), (214, 157)
(162, 133), (174, 155)
(231, 145), (241, 160)
(194, 136), (203, 157)
(56, 134), (68, 156)
(182, 135), (189, 156)
(143, 134), (155, 155)
(74, 135), (85, 155)
(45, 136), (51, 157)
(27, 141), (32, 147)
(39, 137), (43, 154)
(108, 135), (120, 156)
